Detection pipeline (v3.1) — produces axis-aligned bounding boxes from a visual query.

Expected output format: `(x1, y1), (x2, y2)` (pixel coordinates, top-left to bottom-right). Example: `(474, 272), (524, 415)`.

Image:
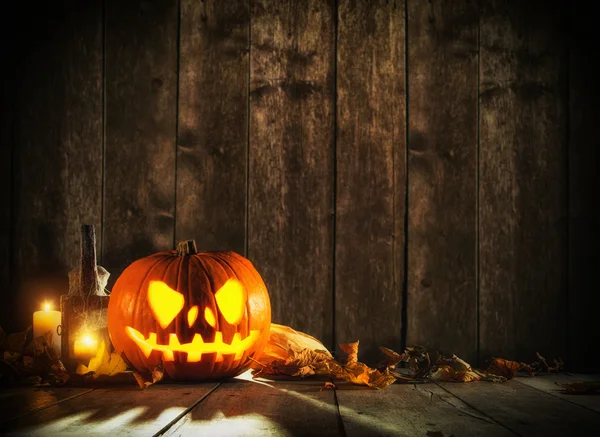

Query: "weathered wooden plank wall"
(177, 0), (249, 253)
(406, 0), (478, 364)
(336, 0), (405, 359)
(10, 1), (103, 328)
(0, 12), (15, 330)
(249, 0), (335, 346)
(479, 0), (567, 362)
(103, 0), (179, 287)
(2, 0), (596, 369)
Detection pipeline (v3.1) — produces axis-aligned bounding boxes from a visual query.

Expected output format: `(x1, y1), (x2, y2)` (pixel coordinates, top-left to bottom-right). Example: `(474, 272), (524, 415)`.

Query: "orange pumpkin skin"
(107, 242), (271, 380)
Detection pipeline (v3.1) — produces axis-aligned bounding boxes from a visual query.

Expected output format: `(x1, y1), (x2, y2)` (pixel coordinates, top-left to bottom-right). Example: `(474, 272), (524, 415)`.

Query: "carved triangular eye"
(215, 279), (246, 325)
(147, 281), (185, 329)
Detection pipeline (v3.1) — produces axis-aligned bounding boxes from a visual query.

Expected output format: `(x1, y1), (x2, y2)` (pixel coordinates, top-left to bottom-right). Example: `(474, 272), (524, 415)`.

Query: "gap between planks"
(332, 382), (348, 437)
(0, 388), (96, 426)
(435, 376), (600, 437)
(432, 382), (521, 436)
(512, 375), (600, 414)
(152, 382), (221, 437)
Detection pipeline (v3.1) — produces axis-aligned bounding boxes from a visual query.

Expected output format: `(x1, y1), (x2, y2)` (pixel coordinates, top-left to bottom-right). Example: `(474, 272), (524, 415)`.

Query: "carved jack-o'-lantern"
(107, 240), (271, 380)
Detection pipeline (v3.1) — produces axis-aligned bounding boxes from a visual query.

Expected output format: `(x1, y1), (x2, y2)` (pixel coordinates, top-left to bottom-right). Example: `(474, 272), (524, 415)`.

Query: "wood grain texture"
(568, 1), (600, 372)
(12, 1), (103, 327)
(164, 380), (341, 437)
(248, 0), (335, 346)
(336, 382), (512, 437)
(515, 374), (600, 413)
(0, 13), (14, 330)
(104, 0), (178, 284)
(1, 384), (218, 436)
(336, 0), (405, 361)
(177, 1), (249, 253)
(440, 380), (600, 437)
(479, 0), (567, 363)
(406, 0), (479, 364)
(0, 387), (93, 425)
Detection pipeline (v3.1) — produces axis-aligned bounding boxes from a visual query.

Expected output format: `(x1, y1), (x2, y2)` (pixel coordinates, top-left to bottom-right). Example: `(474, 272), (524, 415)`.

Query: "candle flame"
(82, 335), (94, 346)
(43, 302), (51, 312)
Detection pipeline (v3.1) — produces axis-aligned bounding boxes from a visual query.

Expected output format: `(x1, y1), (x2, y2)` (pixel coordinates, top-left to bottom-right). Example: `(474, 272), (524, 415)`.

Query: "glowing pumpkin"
(107, 240), (271, 380)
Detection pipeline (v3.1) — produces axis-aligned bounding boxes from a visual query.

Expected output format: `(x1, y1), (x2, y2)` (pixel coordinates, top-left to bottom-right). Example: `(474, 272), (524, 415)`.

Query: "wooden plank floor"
(0, 374), (598, 436)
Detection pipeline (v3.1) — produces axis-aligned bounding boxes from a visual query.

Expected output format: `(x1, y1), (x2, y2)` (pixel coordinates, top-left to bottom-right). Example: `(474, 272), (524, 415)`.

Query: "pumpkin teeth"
(230, 333), (242, 347)
(124, 327), (260, 363)
(163, 349), (175, 362)
(231, 332), (242, 345)
(232, 333), (244, 360)
(169, 334), (180, 347)
(125, 327), (154, 358)
(191, 333), (204, 347)
(187, 352), (202, 362)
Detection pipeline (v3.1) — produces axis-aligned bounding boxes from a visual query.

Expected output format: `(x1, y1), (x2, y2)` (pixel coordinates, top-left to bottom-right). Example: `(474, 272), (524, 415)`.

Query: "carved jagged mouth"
(125, 327), (260, 363)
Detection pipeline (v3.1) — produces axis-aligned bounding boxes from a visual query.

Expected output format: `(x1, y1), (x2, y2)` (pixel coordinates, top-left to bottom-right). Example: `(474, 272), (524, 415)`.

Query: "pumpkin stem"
(177, 240), (198, 256)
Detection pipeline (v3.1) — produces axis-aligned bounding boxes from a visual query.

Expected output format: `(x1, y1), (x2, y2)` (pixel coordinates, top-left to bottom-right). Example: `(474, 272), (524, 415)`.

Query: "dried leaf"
(530, 352), (564, 373)
(486, 358), (526, 380)
(257, 326), (569, 389)
(4, 327), (31, 354)
(25, 330), (56, 359)
(473, 369), (507, 383)
(390, 370), (426, 383)
(285, 347), (330, 368)
(376, 347), (404, 372)
(132, 371), (148, 390)
(255, 344), (333, 378)
(366, 371), (399, 389)
(253, 326), (402, 389)
(429, 365), (481, 383)
(557, 381), (600, 394)
(332, 343), (398, 389)
(256, 356), (317, 378)
(320, 382), (336, 391)
(553, 357), (565, 371)
(339, 342), (359, 365)
(22, 376), (42, 385)
(132, 363), (164, 389)
(253, 324), (333, 369)
(412, 352), (484, 383)
(401, 345), (432, 379)
(152, 362), (164, 384)
(49, 360), (69, 386)
(76, 340), (127, 378)
(3, 351), (21, 363)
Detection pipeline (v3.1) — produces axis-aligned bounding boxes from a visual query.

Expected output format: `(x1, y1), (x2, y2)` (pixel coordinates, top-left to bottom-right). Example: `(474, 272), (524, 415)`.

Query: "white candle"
(73, 334), (98, 361)
(33, 302), (62, 354)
